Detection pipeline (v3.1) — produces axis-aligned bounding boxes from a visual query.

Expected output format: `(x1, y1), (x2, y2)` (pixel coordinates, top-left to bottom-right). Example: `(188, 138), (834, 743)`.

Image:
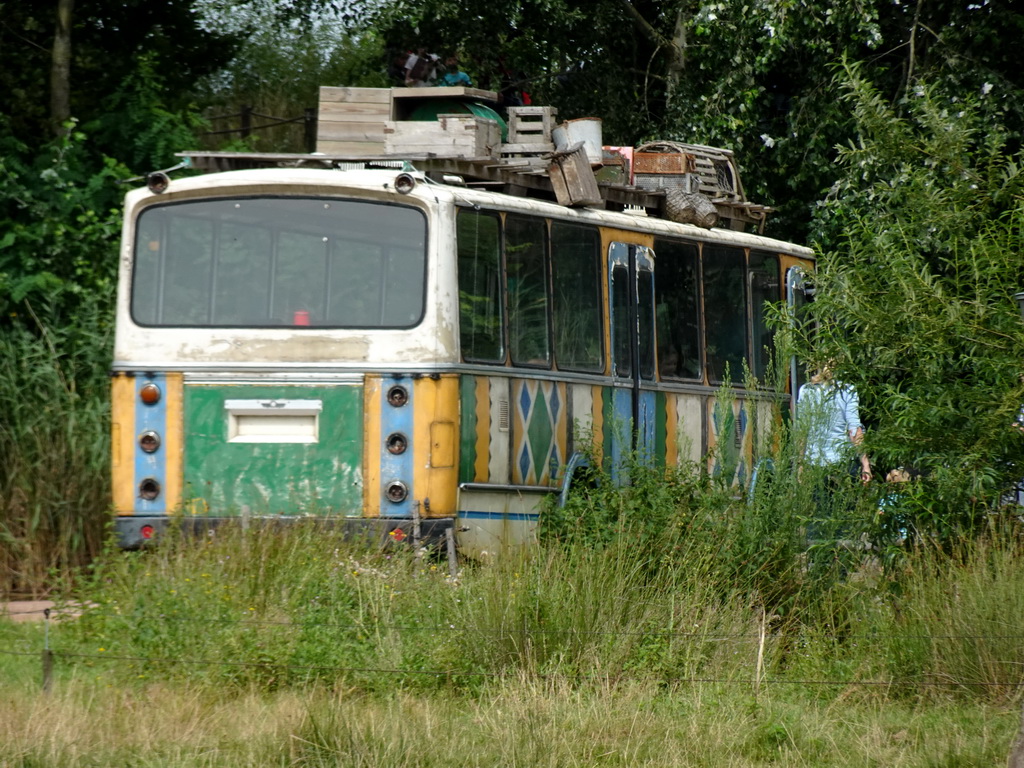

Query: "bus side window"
(702, 244), (748, 385)
(457, 209), (504, 362)
(551, 222), (603, 372)
(506, 214), (551, 367)
(652, 239), (701, 381)
(748, 250), (780, 382)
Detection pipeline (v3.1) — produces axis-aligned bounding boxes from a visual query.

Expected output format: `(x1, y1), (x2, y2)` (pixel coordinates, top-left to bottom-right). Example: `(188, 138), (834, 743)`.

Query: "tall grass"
(0, 301), (112, 597)
(51, 506), (1024, 707)
(4, 519), (1023, 765)
(64, 523), (772, 693)
(877, 524), (1024, 700)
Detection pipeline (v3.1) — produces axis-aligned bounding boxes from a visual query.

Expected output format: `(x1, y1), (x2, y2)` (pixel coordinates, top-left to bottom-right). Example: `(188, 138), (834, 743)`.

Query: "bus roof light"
(394, 173), (415, 194)
(147, 172), (170, 194)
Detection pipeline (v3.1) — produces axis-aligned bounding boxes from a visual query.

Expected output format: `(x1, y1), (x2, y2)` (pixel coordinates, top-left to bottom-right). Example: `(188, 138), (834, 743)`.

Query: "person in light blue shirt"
(797, 366), (872, 482)
(797, 365), (872, 546)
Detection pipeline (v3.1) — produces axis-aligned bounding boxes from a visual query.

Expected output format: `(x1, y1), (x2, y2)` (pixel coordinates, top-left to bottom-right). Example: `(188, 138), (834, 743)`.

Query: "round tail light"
(386, 432), (408, 455)
(385, 481), (408, 503)
(140, 383), (161, 405)
(139, 430), (161, 453)
(387, 385), (408, 407)
(139, 478), (161, 500)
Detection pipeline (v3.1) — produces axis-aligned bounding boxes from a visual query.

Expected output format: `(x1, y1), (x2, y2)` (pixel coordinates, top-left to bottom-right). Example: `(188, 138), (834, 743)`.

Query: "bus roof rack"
(175, 87), (773, 233)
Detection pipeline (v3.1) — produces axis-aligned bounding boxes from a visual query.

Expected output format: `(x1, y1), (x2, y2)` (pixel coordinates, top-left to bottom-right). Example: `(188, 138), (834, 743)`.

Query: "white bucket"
(552, 118), (603, 165)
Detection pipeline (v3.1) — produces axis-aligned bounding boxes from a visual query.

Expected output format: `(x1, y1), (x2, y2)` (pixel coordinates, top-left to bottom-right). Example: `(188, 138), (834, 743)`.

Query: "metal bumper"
(114, 515), (456, 550)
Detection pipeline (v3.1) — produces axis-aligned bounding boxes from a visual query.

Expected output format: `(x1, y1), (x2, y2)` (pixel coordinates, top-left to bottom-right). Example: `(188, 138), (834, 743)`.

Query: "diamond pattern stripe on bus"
(514, 380), (560, 485)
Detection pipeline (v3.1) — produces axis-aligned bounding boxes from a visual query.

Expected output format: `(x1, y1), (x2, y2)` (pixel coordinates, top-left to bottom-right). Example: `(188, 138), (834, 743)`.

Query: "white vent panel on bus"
(224, 399), (322, 443)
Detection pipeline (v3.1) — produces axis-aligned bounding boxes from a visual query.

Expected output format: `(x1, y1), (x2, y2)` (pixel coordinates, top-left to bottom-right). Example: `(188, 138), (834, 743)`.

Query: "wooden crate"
(391, 86), (498, 119)
(317, 87), (392, 155)
(548, 142), (601, 207)
(506, 106), (557, 145)
(384, 115), (501, 160)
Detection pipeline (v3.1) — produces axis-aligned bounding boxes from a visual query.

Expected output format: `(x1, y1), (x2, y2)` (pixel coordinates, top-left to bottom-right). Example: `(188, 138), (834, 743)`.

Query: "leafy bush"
(798, 63), (1024, 530)
(0, 121), (123, 594)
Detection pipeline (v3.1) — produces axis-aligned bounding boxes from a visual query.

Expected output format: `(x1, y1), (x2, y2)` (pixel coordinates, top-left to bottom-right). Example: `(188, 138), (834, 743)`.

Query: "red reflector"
(140, 383), (161, 405)
(389, 528), (406, 542)
(140, 525), (155, 539)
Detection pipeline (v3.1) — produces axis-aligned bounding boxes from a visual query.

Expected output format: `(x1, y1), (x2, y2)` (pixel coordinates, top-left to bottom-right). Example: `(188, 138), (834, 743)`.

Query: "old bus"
(110, 163), (814, 556)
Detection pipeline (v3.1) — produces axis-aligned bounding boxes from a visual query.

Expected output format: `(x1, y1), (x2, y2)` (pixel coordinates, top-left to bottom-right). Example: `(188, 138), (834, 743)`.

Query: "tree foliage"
(0, 120), (126, 325)
(0, 0), (239, 159)
(795, 61), (1024, 511)
(372, 0), (1024, 240)
(193, 0), (390, 149)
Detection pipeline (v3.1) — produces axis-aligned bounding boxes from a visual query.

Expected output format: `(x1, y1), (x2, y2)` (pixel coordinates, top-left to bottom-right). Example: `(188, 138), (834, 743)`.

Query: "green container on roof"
(409, 100), (508, 142)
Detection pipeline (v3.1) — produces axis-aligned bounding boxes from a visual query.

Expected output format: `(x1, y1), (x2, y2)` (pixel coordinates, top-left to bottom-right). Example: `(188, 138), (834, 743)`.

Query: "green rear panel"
(183, 384), (364, 516)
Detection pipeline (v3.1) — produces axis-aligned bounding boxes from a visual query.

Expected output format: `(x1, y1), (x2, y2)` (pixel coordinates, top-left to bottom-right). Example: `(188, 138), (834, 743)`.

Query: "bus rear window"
(132, 197), (427, 328)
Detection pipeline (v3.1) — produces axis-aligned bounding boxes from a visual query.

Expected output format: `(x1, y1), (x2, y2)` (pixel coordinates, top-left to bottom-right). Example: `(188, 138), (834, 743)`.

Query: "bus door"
(786, 265), (814, 415)
(608, 242), (657, 478)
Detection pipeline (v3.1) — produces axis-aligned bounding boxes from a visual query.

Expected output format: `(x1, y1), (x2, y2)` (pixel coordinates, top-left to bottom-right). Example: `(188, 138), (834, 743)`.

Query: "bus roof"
(126, 165), (814, 260)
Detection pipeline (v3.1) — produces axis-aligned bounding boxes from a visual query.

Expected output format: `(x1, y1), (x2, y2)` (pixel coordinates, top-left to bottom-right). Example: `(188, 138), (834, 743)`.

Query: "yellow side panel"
(414, 375), (459, 517)
(601, 227), (654, 249)
(780, 254), (814, 276)
(430, 422), (456, 467)
(363, 376), (382, 517)
(111, 375), (136, 515)
(163, 373), (184, 513)
(591, 384), (604, 458)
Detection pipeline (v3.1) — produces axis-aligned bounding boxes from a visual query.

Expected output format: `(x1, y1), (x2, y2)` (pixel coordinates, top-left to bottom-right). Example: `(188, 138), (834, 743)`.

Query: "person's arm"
(851, 425), (872, 482)
(844, 386), (872, 483)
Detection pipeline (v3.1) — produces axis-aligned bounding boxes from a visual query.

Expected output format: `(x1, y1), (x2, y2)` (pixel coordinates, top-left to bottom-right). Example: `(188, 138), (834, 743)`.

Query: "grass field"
(3, 517), (1024, 766)
(0, 670), (1016, 766)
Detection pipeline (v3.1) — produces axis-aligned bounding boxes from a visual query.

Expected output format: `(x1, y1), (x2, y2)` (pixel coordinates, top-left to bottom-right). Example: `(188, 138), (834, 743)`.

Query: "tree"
(50, 0), (74, 134)
(794, 61), (1024, 515)
(192, 0), (389, 152)
(372, 0), (1024, 241)
(0, 0), (241, 158)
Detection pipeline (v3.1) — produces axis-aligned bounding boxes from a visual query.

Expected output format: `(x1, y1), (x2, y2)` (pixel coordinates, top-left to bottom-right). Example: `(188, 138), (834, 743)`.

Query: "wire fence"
(5, 606), (1024, 694)
(2, 646), (1019, 690)
(12, 606), (1024, 643)
(201, 106), (318, 153)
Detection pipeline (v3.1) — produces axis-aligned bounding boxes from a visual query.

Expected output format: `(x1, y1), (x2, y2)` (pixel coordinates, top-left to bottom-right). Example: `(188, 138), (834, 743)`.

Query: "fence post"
(42, 607), (53, 694)
(42, 650), (53, 694)
(446, 526), (458, 579)
(240, 105), (252, 139)
(754, 606), (766, 697)
(304, 107), (317, 153)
